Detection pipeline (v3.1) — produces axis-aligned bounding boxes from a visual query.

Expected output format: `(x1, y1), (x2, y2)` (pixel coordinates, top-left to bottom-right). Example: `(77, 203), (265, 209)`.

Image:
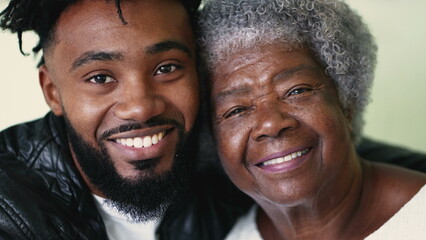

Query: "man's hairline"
(41, 0), (195, 69)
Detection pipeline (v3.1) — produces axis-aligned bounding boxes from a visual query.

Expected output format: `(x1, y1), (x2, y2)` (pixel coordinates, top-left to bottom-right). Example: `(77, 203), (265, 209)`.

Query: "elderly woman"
(198, 0), (426, 239)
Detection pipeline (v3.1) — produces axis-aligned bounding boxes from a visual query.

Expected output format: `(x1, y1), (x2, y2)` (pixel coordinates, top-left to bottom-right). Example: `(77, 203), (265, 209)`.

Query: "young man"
(0, 0), (240, 239)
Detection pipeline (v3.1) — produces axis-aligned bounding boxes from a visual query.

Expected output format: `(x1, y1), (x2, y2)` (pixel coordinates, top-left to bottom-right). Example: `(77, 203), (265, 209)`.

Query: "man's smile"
(104, 125), (178, 165)
(114, 131), (165, 148)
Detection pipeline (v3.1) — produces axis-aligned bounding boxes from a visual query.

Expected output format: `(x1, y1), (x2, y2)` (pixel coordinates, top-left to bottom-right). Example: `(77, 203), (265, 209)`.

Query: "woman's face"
(210, 45), (355, 205)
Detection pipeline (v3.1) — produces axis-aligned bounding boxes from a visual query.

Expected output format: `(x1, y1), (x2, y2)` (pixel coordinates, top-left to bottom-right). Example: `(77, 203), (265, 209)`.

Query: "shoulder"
(364, 185), (426, 240)
(369, 161), (426, 208)
(0, 114), (106, 239)
(370, 161), (426, 198)
(359, 161), (426, 237)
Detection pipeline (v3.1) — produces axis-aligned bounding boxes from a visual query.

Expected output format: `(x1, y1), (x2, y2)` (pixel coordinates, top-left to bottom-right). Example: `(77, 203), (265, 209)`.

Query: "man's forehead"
(53, 0), (189, 40)
(48, 0), (193, 55)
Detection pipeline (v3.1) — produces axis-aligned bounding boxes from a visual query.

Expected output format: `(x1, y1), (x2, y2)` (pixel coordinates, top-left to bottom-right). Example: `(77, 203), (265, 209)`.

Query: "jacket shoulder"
(0, 113), (107, 239)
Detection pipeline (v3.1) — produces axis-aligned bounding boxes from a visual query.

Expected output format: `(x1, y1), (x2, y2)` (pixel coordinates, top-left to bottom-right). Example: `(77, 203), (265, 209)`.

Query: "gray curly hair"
(197, 0), (377, 143)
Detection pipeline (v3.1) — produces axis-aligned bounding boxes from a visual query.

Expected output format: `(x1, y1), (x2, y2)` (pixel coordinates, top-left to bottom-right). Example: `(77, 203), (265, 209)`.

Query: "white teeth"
(114, 131), (165, 148)
(152, 135), (159, 145)
(284, 155), (292, 161)
(143, 136), (152, 148)
(134, 137), (143, 148)
(126, 138), (133, 147)
(261, 149), (309, 166)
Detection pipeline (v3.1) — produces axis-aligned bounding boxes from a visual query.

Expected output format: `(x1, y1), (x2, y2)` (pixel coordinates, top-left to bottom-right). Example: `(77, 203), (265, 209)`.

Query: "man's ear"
(39, 65), (63, 116)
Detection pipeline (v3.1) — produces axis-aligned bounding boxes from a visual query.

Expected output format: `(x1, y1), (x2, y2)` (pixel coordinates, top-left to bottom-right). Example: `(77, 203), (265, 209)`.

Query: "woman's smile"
(255, 147), (312, 173)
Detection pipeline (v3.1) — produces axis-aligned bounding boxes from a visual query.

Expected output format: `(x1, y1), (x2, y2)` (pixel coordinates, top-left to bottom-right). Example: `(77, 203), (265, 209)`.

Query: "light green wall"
(0, 0), (425, 152)
(346, 0), (426, 153)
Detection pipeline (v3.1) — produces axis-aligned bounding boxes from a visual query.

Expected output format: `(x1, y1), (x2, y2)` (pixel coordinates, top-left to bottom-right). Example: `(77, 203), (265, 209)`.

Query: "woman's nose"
(113, 80), (166, 122)
(251, 100), (299, 141)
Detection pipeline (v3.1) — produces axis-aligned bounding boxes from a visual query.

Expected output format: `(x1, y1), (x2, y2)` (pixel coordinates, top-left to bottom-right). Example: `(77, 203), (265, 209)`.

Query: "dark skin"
(211, 44), (426, 239)
(38, 0), (199, 197)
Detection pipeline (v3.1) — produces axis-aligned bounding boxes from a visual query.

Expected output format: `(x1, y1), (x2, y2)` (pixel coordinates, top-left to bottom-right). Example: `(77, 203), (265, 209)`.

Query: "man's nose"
(113, 79), (166, 122)
(250, 99), (299, 141)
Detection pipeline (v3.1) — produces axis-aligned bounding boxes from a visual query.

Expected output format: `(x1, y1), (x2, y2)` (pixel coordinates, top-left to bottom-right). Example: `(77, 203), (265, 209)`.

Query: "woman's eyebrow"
(215, 86), (251, 102)
(215, 65), (321, 102)
(272, 64), (318, 83)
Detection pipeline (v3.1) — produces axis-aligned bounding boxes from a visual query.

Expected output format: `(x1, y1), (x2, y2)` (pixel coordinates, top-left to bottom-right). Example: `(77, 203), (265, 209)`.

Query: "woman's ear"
(39, 65), (63, 116)
(343, 107), (354, 133)
(344, 107), (353, 122)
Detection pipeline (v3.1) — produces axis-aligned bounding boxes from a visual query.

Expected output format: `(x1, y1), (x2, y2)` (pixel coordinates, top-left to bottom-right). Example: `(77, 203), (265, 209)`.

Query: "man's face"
(39, 0), (199, 220)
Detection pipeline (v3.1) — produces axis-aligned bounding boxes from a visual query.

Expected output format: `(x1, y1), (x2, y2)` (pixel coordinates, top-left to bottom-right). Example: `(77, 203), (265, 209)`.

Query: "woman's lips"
(256, 148), (310, 167)
(254, 147), (313, 173)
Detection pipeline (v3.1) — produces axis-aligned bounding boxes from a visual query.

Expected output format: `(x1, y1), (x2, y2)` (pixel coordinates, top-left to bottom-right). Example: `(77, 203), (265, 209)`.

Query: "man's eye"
(154, 64), (181, 75)
(88, 75), (115, 84)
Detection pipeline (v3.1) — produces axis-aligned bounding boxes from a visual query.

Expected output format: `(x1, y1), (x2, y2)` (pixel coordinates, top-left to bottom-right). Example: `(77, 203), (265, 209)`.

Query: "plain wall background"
(0, 0), (425, 152)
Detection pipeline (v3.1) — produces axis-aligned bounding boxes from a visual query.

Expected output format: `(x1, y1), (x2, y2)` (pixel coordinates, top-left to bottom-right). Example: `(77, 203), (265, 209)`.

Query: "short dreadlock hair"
(0, 0), (201, 66)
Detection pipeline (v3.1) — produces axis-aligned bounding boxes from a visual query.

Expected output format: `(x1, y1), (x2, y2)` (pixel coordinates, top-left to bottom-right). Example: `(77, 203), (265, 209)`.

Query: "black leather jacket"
(1, 113), (425, 239)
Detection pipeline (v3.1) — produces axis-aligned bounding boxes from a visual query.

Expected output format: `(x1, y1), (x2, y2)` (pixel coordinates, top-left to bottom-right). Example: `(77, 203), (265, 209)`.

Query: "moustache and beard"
(64, 115), (191, 222)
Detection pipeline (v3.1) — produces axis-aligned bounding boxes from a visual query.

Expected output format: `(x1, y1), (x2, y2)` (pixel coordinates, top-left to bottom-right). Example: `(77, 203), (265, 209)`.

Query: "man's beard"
(64, 116), (190, 222)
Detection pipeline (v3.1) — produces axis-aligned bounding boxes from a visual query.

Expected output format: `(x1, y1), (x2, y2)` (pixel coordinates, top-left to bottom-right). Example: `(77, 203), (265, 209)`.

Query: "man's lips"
(114, 131), (165, 148)
(108, 125), (176, 161)
(105, 126), (177, 162)
(106, 125), (175, 150)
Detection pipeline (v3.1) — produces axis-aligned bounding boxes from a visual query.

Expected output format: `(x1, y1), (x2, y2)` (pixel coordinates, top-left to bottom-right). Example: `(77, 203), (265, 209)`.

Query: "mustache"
(101, 117), (184, 140)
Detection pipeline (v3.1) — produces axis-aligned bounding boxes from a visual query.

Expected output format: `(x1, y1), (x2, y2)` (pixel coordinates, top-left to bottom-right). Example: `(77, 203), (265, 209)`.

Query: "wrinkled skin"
(211, 45), (356, 205)
(210, 44), (426, 239)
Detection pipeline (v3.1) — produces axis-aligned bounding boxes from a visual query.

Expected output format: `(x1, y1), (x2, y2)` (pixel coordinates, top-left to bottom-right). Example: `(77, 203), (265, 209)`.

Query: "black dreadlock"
(0, 0), (201, 66)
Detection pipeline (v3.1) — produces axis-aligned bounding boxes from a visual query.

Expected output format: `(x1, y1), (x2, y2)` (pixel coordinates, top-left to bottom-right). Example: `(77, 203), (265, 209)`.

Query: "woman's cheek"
(216, 120), (251, 167)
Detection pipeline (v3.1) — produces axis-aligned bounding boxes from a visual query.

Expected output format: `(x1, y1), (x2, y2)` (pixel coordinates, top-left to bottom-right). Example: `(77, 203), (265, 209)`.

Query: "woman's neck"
(256, 159), (373, 240)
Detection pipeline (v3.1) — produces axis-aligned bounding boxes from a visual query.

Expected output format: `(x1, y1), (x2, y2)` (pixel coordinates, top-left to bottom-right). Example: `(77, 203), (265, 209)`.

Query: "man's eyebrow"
(146, 40), (192, 58)
(70, 51), (123, 72)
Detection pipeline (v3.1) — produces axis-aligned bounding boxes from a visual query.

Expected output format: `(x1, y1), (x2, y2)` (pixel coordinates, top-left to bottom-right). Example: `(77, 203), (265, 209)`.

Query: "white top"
(365, 184), (426, 240)
(92, 194), (159, 240)
(226, 185), (426, 240)
(225, 205), (262, 240)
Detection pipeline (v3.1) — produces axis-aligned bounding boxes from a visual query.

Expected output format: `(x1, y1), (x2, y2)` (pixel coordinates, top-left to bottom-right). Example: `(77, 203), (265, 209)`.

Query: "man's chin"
(102, 167), (188, 222)
(63, 116), (190, 222)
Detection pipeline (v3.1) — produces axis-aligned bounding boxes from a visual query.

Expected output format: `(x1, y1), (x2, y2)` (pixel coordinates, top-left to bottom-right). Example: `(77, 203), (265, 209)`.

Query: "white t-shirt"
(92, 194), (159, 240)
(226, 185), (426, 240)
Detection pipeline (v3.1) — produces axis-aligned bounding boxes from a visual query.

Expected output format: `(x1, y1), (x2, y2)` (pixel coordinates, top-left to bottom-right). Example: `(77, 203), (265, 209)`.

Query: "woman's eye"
(155, 64), (182, 75)
(289, 88), (312, 96)
(88, 74), (115, 84)
(224, 107), (248, 118)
